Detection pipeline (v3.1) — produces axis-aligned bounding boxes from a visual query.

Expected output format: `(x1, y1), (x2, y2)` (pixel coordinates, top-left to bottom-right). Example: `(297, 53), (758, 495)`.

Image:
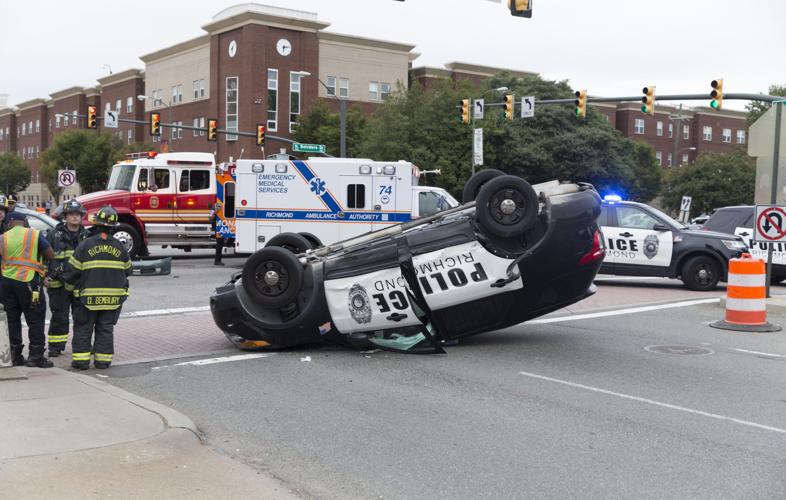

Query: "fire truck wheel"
(113, 223), (141, 259)
(298, 232), (323, 249)
(475, 175), (538, 239)
(266, 232), (313, 254)
(462, 169), (504, 204)
(242, 246), (304, 307)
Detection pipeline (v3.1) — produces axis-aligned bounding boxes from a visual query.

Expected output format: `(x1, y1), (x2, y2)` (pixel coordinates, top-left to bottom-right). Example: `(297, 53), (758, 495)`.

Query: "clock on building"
(276, 38), (292, 56)
(228, 40), (237, 58)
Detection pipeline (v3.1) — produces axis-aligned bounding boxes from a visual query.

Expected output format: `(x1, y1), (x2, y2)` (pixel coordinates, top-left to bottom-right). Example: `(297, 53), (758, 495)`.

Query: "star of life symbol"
(310, 178), (326, 196)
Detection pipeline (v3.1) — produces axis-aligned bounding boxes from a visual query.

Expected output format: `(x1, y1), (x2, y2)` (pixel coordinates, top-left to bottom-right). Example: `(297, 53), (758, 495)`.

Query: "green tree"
(660, 150), (755, 215)
(293, 101), (367, 157)
(0, 153), (32, 195)
(40, 130), (123, 196)
(628, 141), (662, 202)
(746, 84), (786, 125)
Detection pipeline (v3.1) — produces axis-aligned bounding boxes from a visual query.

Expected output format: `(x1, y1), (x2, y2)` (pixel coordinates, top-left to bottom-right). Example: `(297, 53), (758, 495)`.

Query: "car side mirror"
(653, 223), (670, 232)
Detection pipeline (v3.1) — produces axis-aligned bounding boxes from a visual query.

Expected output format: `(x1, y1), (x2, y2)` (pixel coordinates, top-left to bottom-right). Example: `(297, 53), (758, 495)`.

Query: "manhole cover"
(644, 345), (715, 356)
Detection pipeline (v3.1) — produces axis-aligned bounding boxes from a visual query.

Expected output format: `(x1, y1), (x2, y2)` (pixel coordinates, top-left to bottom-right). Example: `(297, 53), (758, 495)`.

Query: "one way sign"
(520, 96), (534, 118)
(754, 205), (786, 242)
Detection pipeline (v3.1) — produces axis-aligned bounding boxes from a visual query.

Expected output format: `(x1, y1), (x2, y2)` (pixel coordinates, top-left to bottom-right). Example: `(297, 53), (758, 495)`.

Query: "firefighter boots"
(10, 344), (25, 366)
(26, 345), (53, 369)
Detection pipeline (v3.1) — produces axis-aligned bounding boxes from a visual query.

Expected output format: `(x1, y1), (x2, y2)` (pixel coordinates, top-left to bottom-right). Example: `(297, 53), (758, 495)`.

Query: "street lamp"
(292, 70), (347, 158)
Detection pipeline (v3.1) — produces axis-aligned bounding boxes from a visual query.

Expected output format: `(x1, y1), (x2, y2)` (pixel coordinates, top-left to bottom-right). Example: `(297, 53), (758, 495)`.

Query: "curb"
(63, 368), (201, 439)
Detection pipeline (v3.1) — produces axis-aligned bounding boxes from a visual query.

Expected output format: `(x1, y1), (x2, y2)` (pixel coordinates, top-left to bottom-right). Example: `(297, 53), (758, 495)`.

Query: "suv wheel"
(681, 255), (720, 291)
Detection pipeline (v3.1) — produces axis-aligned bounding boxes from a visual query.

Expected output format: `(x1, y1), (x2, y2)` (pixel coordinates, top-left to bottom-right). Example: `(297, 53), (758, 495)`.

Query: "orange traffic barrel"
(710, 253), (781, 332)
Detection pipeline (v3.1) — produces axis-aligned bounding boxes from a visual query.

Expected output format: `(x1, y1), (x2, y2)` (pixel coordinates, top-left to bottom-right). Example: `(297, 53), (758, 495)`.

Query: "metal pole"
(471, 109), (476, 176)
(671, 104), (682, 169)
(339, 99), (347, 158)
(766, 102), (783, 298)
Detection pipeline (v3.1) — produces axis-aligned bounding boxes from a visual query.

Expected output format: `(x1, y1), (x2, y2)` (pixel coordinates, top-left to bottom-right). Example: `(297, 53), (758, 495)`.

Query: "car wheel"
(770, 272), (786, 285)
(475, 175), (539, 239)
(242, 246), (304, 307)
(462, 169), (505, 204)
(681, 255), (720, 291)
(298, 232), (323, 249)
(113, 223), (141, 259)
(266, 232), (313, 254)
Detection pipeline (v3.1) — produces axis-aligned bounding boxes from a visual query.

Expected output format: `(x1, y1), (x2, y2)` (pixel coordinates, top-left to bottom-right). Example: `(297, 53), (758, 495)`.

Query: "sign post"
(292, 143), (326, 154)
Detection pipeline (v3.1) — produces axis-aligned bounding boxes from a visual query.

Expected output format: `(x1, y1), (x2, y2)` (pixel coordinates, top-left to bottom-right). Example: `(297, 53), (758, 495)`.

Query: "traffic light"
(256, 124), (266, 146)
(508, 0), (532, 17)
(503, 94), (514, 121)
(207, 118), (218, 141)
(460, 99), (470, 124)
(574, 90), (587, 119)
(710, 79), (724, 110)
(641, 86), (655, 115)
(149, 112), (161, 137)
(86, 105), (97, 129)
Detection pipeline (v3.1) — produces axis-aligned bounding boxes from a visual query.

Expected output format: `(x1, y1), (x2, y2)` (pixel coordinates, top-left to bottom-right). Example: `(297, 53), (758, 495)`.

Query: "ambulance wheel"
(681, 255), (720, 291)
(475, 175), (539, 239)
(113, 223), (141, 259)
(462, 169), (505, 204)
(242, 246), (304, 308)
(266, 232), (313, 254)
(298, 232), (323, 249)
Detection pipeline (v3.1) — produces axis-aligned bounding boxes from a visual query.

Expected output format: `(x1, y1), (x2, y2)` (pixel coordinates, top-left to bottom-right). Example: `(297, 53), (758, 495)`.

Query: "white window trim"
(339, 78), (349, 98)
(722, 128), (732, 143)
(683, 126), (690, 140)
(634, 118), (645, 135)
(267, 69), (278, 132)
(289, 71), (301, 133)
(737, 130), (746, 144)
(226, 76), (239, 141)
(656, 121), (663, 137)
(127, 97), (133, 113)
(655, 151), (662, 165)
(380, 82), (391, 101)
(326, 76), (336, 97)
(703, 126), (712, 141)
(369, 81), (379, 101)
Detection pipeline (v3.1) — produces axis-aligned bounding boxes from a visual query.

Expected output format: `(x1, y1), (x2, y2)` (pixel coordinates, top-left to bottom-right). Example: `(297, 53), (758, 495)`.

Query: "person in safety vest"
(0, 195), (9, 235)
(0, 211), (56, 368)
(62, 206), (131, 370)
(44, 199), (90, 357)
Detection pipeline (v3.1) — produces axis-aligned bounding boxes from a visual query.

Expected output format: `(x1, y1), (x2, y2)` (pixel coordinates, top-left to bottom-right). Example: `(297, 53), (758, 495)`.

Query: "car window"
(743, 213), (754, 226)
(26, 214), (53, 232)
(598, 205), (611, 226)
(153, 168), (170, 190)
(418, 191), (450, 217)
(705, 209), (749, 231)
(616, 206), (661, 230)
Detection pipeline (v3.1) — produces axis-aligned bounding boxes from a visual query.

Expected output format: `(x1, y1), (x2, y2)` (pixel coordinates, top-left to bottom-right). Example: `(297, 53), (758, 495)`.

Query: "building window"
(171, 85), (182, 104)
(656, 121), (663, 137)
(722, 128), (731, 143)
(193, 80), (200, 99)
(192, 80), (206, 99)
(199, 117), (205, 136)
(380, 82), (391, 101)
(655, 151), (662, 165)
(667, 153), (672, 167)
(72, 110), (77, 125)
(634, 118), (645, 135)
(127, 128), (133, 145)
(29, 121), (33, 134)
(55, 115), (61, 128)
(193, 117), (199, 137)
(326, 76), (336, 96)
(226, 77), (238, 141)
(369, 81), (379, 100)
(35, 119), (40, 133)
(267, 69), (278, 132)
(171, 123), (177, 141)
(152, 89), (162, 107)
(668, 123), (673, 138)
(339, 78), (349, 98)
(114, 99), (121, 113)
(737, 130), (746, 144)
(170, 121), (183, 140)
(681, 153), (689, 165)
(127, 97), (133, 113)
(703, 126), (712, 141)
(21, 123), (26, 136)
(683, 126), (689, 140)
(289, 72), (301, 133)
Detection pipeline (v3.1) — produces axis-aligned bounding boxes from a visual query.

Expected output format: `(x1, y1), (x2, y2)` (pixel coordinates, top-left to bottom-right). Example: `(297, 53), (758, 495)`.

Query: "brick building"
(0, 3), (749, 203)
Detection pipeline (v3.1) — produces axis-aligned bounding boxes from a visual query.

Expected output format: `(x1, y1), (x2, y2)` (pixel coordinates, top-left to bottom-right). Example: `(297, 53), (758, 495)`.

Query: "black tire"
(266, 232), (313, 254)
(681, 255), (721, 291)
(474, 175), (539, 239)
(242, 246), (304, 307)
(770, 272), (786, 285)
(113, 223), (141, 259)
(298, 232), (323, 249)
(462, 169), (505, 204)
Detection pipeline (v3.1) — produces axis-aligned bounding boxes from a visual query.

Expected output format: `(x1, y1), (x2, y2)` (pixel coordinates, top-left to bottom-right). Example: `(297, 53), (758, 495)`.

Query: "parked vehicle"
(211, 172), (604, 353)
(598, 196), (747, 290)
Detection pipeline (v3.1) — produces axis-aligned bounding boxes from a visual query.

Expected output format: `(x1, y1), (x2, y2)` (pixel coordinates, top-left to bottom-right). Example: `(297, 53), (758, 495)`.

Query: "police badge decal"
(348, 284), (372, 324)
(644, 234), (659, 259)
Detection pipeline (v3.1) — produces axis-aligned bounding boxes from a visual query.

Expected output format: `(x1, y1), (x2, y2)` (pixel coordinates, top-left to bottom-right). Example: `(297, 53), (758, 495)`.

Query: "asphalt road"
(107, 294), (786, 499)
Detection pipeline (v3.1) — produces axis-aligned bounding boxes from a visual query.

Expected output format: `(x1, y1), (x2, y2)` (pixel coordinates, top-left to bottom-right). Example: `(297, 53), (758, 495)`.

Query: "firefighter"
(44, 199), (90, 357)
(63, 206), (131, 370)
(1, 193), (15, 232)
(0, 195), (8, 234)
(0, 211), (56, 368)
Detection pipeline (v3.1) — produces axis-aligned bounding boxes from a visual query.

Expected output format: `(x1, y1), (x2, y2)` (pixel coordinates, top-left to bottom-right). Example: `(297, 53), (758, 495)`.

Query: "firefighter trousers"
(47, 287), (75, 350)
(71, 302), (121, 366)
(1, 277), (46, 347)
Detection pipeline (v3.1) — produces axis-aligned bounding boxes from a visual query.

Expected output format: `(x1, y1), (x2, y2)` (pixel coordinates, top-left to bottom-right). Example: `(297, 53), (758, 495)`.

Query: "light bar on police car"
(603, 194), (622, 203)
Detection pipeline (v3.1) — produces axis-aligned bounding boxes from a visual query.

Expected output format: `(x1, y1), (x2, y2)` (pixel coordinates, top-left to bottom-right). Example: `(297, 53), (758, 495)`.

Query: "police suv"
(599, 196), (747, 290)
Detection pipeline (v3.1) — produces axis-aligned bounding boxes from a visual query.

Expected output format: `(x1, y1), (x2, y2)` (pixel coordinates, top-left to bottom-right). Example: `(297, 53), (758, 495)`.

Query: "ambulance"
(230, 158), (459, 253)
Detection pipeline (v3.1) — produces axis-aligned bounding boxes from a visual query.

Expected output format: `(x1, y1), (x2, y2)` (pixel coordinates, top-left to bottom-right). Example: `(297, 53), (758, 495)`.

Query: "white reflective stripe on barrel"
(725, 298), (767, 312)
(727, 273), (766, 287)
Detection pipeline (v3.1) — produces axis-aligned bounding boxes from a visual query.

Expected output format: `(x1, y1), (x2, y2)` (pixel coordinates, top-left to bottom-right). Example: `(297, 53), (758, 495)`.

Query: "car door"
(597, 204), (615, 274)
(176, 168), (213, 224)
(608, 205), (673, 275)
(145, 167), (176, 230)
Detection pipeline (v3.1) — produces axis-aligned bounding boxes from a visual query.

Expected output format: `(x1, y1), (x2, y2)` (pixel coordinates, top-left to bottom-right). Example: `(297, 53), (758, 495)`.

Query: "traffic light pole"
(766, 101), (784, 298)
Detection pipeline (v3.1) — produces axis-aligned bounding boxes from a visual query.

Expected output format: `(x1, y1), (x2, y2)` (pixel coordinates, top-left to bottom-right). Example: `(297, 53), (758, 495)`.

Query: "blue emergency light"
(603, 194), (622, 203)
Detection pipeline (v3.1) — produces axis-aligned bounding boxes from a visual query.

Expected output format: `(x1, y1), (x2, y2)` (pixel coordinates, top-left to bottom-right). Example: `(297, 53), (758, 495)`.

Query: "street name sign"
(293, 143), (326, 153)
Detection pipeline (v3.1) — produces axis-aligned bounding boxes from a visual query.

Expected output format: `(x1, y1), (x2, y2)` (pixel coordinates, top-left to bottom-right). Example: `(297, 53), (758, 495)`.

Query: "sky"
(1, 0), (784, 111)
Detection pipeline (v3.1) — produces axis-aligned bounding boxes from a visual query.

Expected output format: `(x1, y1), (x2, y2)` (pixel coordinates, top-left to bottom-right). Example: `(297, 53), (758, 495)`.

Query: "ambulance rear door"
(234, 161), (262, 253)
(339, 174), (372, 241)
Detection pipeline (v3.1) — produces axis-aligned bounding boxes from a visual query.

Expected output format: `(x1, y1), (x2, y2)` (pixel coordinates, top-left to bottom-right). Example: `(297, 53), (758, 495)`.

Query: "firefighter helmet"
(62, 199), (86, 216)
(92, 206), (120, 227)
(0, 194), (7, 210)
(7, 193), (17, 206)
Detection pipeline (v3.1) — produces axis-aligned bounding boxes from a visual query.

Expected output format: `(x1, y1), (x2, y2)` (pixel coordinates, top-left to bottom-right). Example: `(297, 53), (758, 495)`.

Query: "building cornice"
(49, 86), (86, 101)
(139, 35), (210, 63)
(410, 66), (453, 79)
(84, 87), (101, 97)
(0, 108), (17, 117)
(444, 61), (538, 78)
(97, 68), (144, 86)
(319, 32), (415, 53)
(15, 98), (47, 111)
(201, 11), (329, 36)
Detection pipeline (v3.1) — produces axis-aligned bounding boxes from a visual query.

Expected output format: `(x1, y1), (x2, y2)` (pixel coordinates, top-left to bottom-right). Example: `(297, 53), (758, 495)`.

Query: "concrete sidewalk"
(0, 367), (302, 499)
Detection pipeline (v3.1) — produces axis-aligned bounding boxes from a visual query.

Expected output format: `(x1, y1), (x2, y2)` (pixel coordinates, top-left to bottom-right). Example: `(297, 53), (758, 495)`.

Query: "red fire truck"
(56, 152), (217, 258)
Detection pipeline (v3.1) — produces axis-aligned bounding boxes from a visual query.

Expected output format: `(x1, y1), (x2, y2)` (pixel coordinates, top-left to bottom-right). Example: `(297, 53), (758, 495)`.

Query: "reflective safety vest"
(1, 226), (45, 282)
(46, 223), (90, 290)
(64, 233), (131, 311)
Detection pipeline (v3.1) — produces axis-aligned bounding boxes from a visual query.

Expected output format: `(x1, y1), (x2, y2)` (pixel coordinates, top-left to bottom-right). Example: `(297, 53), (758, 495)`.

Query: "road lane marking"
(152, 353), (274, 370)
(733, 348), (786, 359)
(528, 297), (720, 324)
(518, 370), (786, 435)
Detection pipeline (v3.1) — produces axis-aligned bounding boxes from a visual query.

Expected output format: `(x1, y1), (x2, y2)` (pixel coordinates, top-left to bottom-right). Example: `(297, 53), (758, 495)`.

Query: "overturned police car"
(210, 171), (604, 353)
